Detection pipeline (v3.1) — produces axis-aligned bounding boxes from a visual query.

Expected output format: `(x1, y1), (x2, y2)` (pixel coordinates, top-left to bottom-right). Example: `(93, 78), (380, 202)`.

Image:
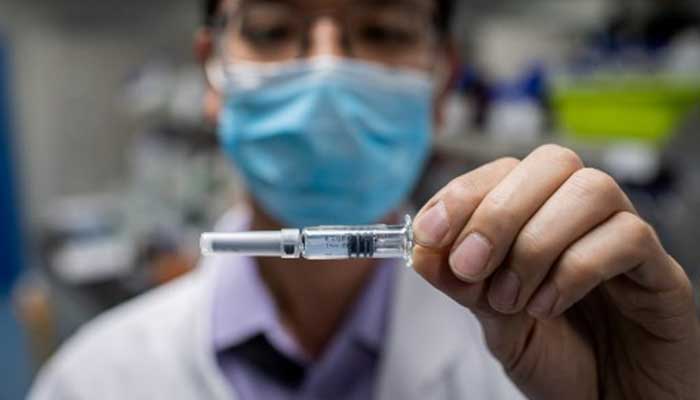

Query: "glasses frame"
(214, 3), (438, 60)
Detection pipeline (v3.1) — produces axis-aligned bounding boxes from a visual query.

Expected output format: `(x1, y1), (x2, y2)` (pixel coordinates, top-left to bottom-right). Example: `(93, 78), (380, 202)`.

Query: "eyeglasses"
(211, 2), (438, 65)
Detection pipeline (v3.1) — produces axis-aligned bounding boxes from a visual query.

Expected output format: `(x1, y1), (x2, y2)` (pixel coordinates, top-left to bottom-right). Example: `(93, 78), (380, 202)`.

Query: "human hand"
(412, 145), (700, 399)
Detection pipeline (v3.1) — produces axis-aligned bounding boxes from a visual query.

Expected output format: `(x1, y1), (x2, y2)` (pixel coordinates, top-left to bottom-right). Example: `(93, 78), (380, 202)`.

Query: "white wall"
(0, 0), (200, 227)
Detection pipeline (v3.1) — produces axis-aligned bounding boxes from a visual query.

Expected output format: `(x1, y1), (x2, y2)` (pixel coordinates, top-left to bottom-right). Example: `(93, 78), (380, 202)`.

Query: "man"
(30, 0), (700, 399)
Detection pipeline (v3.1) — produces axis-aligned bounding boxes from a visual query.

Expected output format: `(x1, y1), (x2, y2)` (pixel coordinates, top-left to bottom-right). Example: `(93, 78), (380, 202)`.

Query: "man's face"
(201, 0), (449, 122)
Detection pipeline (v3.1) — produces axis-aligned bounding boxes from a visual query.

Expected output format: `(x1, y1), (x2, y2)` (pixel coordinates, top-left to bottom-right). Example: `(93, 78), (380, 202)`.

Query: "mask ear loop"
(205, 56), (228, 94)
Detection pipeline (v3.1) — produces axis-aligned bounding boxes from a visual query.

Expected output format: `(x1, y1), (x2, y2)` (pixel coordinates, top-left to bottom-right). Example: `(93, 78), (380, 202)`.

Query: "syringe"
(200, 215), (414, 267)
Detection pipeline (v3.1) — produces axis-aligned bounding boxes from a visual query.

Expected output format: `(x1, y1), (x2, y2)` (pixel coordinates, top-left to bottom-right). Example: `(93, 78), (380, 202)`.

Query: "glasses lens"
(347, 5), (435, 63)
(217, 3), (436, 65)
(223, 3), (304, 63)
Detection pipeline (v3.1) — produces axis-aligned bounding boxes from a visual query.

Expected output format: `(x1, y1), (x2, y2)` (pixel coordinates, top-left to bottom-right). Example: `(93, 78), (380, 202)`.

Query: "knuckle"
(494, 156), (520, 169)
(534, 143), (563, 154)
(481, 193), (520, 229)
(536, 144), (584, 171)
(568, 168), (620, 202)
(618, 212), (657, 250)
(512, 228), (548, 265)
(447, 175), (482, 206)
(676, 270), (694, 300)
(561, 247), (604, 285)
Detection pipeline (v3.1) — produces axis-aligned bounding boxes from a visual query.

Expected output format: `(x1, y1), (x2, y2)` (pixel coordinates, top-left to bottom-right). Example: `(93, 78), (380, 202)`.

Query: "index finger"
(413, 157), (520, 250)
(412, 158), (519, 290)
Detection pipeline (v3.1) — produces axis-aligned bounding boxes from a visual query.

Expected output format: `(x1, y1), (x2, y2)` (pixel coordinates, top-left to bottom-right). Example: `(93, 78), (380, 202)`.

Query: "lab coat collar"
(375, 267), (469, 400)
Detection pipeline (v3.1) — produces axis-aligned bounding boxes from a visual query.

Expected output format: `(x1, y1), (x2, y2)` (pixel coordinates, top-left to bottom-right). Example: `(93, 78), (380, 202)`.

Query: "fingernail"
(413, 200), (450, 246)
(527, 284), (559, 319)
(489, 270), (521, 313)
(449, 232), (492, 281)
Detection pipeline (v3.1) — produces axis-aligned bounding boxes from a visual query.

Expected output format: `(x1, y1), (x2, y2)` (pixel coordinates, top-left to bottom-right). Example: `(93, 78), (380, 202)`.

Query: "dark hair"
(203, 0), (455, 36)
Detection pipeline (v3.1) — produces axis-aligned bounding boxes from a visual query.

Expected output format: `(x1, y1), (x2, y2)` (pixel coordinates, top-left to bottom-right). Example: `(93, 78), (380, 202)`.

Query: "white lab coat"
(29, 237), (525, 400)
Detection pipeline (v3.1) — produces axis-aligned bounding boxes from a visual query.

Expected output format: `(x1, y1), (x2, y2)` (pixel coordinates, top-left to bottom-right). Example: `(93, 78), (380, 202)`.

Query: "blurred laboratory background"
(0, 0), (699, 397)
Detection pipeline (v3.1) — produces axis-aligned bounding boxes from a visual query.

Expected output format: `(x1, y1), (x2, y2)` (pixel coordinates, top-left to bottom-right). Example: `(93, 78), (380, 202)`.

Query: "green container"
(553, 75), (700, 146)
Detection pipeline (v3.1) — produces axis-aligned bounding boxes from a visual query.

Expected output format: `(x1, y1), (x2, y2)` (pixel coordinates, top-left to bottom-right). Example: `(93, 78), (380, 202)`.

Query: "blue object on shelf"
(0, 35), (24, 297)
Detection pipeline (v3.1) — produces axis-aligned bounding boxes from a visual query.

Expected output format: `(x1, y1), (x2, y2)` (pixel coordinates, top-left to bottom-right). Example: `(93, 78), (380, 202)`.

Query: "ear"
(194, 27), (223, 124)
(194, 28), (215, 65)
(432, 40), (460, 131)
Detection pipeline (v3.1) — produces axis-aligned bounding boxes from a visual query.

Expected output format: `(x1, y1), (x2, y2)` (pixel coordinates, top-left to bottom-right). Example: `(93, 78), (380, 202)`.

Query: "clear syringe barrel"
(301, 215), (413, 264)
(200, 215), (414, 267)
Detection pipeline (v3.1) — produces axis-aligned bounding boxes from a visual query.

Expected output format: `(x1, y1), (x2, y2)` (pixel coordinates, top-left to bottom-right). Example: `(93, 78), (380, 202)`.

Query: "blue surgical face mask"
(217, 56), (434, 227)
